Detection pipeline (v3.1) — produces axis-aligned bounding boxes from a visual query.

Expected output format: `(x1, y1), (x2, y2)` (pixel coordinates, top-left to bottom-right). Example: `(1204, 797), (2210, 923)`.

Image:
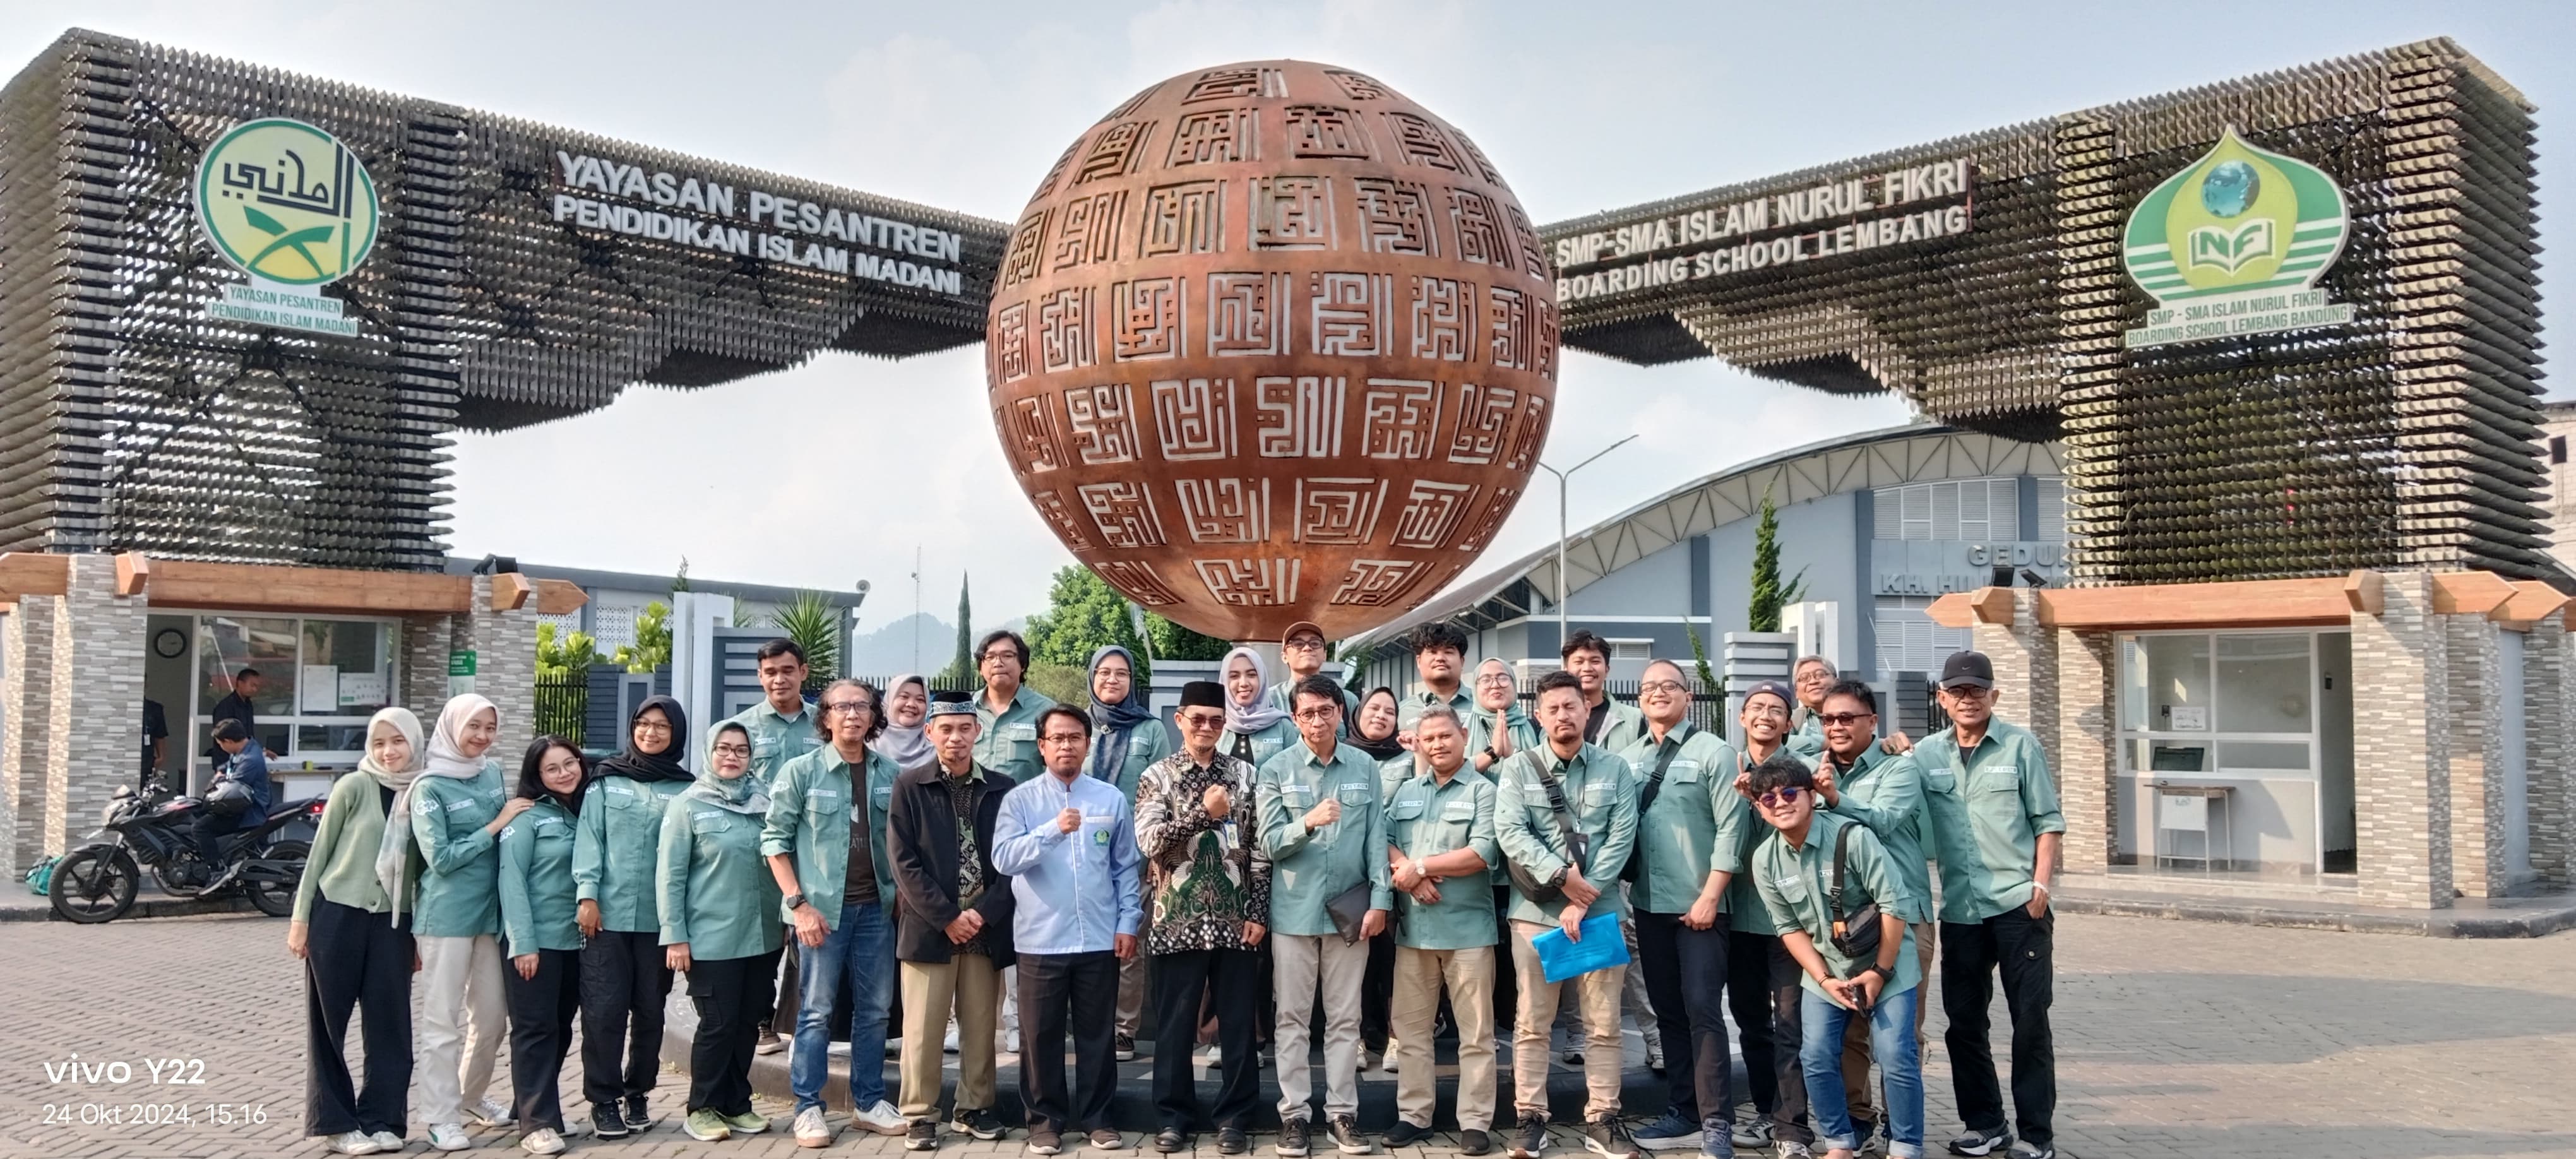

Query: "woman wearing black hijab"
(570, 695), (693, 1141)
(1349, 685), (1410, 1071)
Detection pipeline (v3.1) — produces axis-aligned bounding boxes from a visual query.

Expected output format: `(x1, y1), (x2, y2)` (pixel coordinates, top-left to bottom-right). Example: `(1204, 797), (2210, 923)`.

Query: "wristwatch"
(1866, 963), (1893, 983)
(784, 893), (808, 912)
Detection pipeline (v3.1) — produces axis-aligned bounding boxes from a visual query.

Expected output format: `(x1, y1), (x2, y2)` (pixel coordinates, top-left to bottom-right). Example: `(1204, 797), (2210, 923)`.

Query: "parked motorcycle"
(47, 775), (320, 924)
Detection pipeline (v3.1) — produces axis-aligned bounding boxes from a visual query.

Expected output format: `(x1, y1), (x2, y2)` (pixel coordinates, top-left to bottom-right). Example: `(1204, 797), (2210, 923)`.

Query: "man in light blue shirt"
(993, 705), (1142, 1151)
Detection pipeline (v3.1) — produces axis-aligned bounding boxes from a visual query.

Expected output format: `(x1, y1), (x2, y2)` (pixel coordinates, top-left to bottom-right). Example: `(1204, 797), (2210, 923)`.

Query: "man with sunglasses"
(1133, 682), (1272, 1156)
(764, 680), (909, 1146)
(1910, 653), (2061, 1159)
(1268, 621), (1361, 733)
(1730, 682), (1810, 1158)
(1810, 681), (1935, 1152)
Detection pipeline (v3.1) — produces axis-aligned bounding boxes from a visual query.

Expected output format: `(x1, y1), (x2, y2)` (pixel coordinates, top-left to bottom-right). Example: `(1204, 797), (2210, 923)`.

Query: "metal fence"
(534, 677), (587, 749)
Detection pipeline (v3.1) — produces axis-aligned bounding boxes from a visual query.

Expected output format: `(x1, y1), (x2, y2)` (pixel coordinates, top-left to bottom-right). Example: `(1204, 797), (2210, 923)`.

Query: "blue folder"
(1529, 912), (1630, 984)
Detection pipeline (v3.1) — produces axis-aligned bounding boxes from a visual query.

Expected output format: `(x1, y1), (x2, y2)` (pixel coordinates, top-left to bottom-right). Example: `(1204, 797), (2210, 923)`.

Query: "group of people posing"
(290, 622), (2062, 1159)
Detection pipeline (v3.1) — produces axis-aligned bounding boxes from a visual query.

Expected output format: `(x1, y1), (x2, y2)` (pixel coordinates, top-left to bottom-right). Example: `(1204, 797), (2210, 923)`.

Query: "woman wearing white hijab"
(873, 674), (934, 774)
(1216, 647), (1297, 769)
(292, 708), (427, 1156)
(396, 694), (528, 1151)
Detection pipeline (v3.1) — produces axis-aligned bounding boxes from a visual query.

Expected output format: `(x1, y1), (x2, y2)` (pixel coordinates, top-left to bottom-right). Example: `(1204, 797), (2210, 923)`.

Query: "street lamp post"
(1536, 434), (1637, 650)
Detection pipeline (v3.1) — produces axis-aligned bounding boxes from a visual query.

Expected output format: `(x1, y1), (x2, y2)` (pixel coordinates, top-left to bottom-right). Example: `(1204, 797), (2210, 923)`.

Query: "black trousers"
(1361, 931), (1396, 1053)
(1636, 911), (1732, 1128)
(1150, 948), (1263, 1131)
(1019, 951), (1121, 1132)
(580, 929), (674, 1109)
(304, 899), (414, 1138)
(192, 800), (248, 868)
(1726, 928), (1779, 1119)
(1941, 909), (2055, 1148)
(685, 950), (780, 1116)
(769, 926), (799, 1036)
(1765, 937), (1813, 1145)
(505, 946), (580, 1131)
(1490, 887), (1518, 1034)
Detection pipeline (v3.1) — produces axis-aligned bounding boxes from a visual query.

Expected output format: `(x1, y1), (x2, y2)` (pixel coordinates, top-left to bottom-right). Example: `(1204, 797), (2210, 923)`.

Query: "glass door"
(2116, 629), (2333, 877)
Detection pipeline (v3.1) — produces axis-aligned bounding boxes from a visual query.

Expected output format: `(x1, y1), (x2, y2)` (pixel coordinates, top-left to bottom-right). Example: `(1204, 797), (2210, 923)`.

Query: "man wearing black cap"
(889, 690), (1018, 1151)
(1133, 681), (1272, 1156)
(1911, 651), (2063, 1159)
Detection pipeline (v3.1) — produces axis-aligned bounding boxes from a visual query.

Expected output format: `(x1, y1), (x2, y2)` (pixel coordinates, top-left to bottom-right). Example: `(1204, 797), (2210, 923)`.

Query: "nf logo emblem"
(2121, 128), (2353, 348)
(196, 118), (380, 284)
(1093, 827), (1111, 846)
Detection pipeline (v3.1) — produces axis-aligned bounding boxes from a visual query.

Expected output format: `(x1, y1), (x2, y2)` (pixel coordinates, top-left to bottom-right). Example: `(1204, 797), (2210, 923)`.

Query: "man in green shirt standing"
(1786, 656), (1835, 761)
(1496, 671), (1639, 1159)
(1257, 676), (1392, 1158)
(724, 638), (823, 1055)
(1558, 629), (1658, 1076)
(1267, 620), (1360, 730)
(973, 630), (1055, 785)
(1620, 660), (1745, 1156)
(1910, 651), (2062, 1159)
(1811, 679), (1935, 1150)
(1395, 622), (1474, 738)
(1379, 707), (1500, 1155)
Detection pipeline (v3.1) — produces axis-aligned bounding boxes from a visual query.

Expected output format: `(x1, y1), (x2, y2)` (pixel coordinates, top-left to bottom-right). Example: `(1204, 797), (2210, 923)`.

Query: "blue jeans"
(790, 901), (896, 1112)
(1799, 985), (1923, 1158)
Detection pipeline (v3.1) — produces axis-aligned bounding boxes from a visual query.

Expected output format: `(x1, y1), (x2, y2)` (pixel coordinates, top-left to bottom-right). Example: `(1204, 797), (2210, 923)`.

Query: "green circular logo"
(194, 118), (379, 285)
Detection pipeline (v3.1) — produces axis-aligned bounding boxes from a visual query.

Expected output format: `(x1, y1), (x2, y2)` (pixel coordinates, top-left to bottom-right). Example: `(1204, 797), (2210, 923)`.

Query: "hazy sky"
(4, 1), (2568, 627)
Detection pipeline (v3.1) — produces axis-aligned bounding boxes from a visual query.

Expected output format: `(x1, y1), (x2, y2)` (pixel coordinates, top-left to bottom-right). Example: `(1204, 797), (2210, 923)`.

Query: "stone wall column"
(402, 614), (456, 715)
(2350, 572), (2452, 908)
(1971, 588), (2059, 756)
(1, 597), (59, 881)
(2522, 611), (2570, 887)
(2443, 614), (2505, 898)
(40, 555), (146, 862)
(458, 576), (537, 765)
(2054, 627), (2116, 872)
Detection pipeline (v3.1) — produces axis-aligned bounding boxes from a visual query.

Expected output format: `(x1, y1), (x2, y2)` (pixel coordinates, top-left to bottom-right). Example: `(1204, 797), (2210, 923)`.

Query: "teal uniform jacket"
(975, 685), (1057, 783)
(1398, 687), (1474, 733)
(1821, 744), (1935, 924)
(573, 774), (690, 933)
(760, 744), (899, 927)
(1221, 718), (1299, 770)
(1083, 718), (1176, 802)
(1911, 718), (2066, 924)
(1590, 698), (1647, 754)
(1786, 715), (1826, 761)
(409, 761), (507, 938)
(1465, 706), (1541, 768)
(1494, 742), (1638, 925)
(1753, 811), (1919, 1000)
(657, 790), (785, 961)
(1256, 740), (1395, 937)
(724, 699), (823, 790)
(1382, 766), (1500, 949)
(1724, 744), (1812, 936)
(498, 797), (581, 953)
(1618, 721), (1748, 916)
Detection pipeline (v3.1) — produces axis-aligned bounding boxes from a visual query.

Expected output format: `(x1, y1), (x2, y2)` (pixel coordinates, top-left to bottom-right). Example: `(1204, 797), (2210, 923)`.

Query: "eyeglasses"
(1743, 703), (1789, 720)
(1294, 706), (1339, 722)
(712, 743), (753, 759)
(1041, 733), (1088, 746)
(1818, 712), (1874, 728)
(1638, 679), (1688, 695)
(633, 720), (671, 734)
(824, 701), (870, 717)
(981, 650), (1020, 663)
(1178, 712), (1227, 731)
(1474, 672), (1515, 686)
(1756, 787), (1804, 807)
(1284, 637), (1326, 651)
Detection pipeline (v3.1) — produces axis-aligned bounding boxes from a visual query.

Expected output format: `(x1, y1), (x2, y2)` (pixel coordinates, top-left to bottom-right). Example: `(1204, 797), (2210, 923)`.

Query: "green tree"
(934, 574), (975, 686)
(1025, 566), (1154, 684)
(1748, 487), (1808, 633)
(614, 600), (672, 674)
(1683, 619), (1720, 694)
(1146, 613), (1233, 662)
(766, 590), (844, 685)
(536, 622), (601, 683)
(672, 557), (690, 593)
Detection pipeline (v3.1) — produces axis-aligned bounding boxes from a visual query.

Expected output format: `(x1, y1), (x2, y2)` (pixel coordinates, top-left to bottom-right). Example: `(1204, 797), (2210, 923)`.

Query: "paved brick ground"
(1, 913), (2571, 1158)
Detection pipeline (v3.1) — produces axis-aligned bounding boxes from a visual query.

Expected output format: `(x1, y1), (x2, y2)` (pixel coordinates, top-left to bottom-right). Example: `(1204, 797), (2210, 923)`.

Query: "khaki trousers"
(1510, 920), (1623, 1119)
(1392, 944), (1497, 1131)
(1116, 912), (1150, 1039)
(899, 953), (1001, 1120)
(1272, 932), (1368, 1121)
(415, 933), (508, 1124)
(1840, 921), (1936, 1124)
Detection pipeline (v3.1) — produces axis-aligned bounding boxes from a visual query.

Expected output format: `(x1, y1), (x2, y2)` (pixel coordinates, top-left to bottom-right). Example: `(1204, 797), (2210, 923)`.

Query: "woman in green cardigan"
(290, 707), (426, 1156)
(498, 735), (587, 1156)
(658, 721), (785, 1142)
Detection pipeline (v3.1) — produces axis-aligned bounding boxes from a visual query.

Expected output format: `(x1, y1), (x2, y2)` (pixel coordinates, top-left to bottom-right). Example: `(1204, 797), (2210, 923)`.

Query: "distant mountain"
(845, 611), (1031, 677)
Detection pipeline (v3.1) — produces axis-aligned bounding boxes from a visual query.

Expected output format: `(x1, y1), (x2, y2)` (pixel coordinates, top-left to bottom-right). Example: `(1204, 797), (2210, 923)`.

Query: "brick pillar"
(1972, 588), (2059, 756)
(1, 597), (59, 881)
(2443, 615), (2508, 898)
(402, 614), (456, 714)
(2350, 572), (2452, 908)
(40, 555), (146, 862)
(459, 576), (538, 765)
(2054, 627), (2116, 872)
(2524, 612), (2570, 887)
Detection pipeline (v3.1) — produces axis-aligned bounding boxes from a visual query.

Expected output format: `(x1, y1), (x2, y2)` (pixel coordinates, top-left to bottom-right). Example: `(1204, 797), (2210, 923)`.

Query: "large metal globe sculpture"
(986, 60), (1559, 641)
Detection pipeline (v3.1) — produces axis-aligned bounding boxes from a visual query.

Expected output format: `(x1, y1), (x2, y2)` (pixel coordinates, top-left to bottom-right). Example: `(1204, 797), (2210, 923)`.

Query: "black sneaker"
(1947, 1128), (2011, 1157)
(1157, 1128), (1193, 1153)
(1460, 1129), (1493, 1156)
(1331, 1115), (1373, 1155)
(957, 1107), (1010, 1141)
(1219, 1127), (1251, 1154)
(1384, 1121), (1433, 1148)
(1512, 1115), (1550, 1158)
(1030, 1128), (1064, 1155)
(908, 1119), (943, 1151)
(624, 1098), (658, 1132)
(1115, 1033), (1138, 1062)
(1582, 1116), (1638, 1159)
(1279, 1117), (1313, 1157)
(590, 1105), (632, 1141)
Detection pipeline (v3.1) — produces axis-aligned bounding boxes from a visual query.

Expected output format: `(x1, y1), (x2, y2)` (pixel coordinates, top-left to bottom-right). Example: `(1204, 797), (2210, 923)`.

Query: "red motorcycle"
(47, 775), (319, 924)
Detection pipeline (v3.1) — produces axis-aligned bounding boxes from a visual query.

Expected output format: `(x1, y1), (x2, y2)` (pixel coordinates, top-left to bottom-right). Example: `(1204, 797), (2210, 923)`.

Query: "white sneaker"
(468, 1098), (513, 1127)
(795, 1107), (836, 1148)
(520, 1127), (566, 1155)
(1197, 1044), (1222, 1068)
(945, 1023), (962, 1054)
(854, 1099), (910, 1136)
(323, 1131), (382, 1155)
(372, 1131), (406, 1152)
(426, 1124), (471, 1152)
